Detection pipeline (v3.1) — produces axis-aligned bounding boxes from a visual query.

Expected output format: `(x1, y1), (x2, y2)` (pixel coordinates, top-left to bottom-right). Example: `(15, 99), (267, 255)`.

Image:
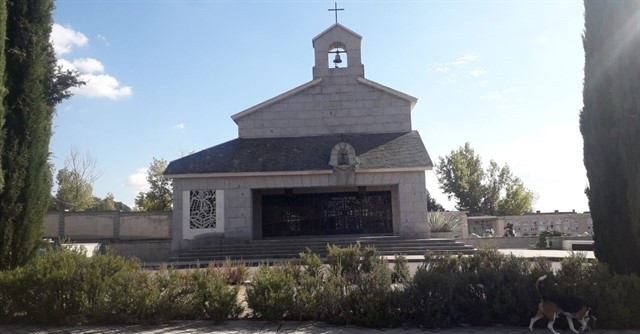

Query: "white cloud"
(57, 58), (76, 72)
(432, 54), (480, 76)
(73, 74), (132, 100)
(52, 23), (132, 100)
(127, 168), (150, 193)
(469, 68), (487, 77)
(73, 58), (104, 74)
(450, 54), (479, 66)
(51, 24), (88, 55)
(173, 123), (185, 130)
(432, 63), (450, 72)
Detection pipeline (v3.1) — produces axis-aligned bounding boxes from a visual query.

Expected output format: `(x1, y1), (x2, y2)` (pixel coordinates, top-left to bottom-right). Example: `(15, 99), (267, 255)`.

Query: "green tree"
(0, 0), (6, 193)
(135, 158), (172, 211)
(580, 0), (640, 274)
(436, 143), (485, 213)
(86, 193), (132, 212)
(0, 0), (83, 269)
(496, 176), (535, 216)
(92, 193), (116, 211)
(55, 169), (94, 211)
(435, 142), (535, 215)
(426, 190), (445, 212)
(54, 149), (102, 212)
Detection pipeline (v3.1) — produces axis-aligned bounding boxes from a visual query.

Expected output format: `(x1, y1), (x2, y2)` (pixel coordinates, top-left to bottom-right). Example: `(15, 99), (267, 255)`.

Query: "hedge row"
(0, 244), (639, 329)
(247, 244), (640, 329)
(0, 249), (246, 325)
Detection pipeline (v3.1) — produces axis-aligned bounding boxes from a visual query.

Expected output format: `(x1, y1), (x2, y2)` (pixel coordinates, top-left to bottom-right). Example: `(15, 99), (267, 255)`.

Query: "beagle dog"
(529, 275), (596, 334)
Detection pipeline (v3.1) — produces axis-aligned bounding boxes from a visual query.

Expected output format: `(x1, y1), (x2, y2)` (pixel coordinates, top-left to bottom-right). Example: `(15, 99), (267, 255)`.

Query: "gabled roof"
(312, 23), (362, 43)
(164, 131), (432, 177)
(230, 76), (417, 122)
(357, 77), (418, 109)
(230, 78), (322, 122)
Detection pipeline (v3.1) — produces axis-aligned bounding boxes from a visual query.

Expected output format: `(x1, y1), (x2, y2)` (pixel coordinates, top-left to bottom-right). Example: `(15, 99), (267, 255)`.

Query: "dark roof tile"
(165, 131), (432, 175)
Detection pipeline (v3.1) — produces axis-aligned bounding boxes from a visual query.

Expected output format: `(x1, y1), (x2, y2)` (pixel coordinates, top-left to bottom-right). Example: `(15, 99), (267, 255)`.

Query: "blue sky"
(51, 0), (587, 212)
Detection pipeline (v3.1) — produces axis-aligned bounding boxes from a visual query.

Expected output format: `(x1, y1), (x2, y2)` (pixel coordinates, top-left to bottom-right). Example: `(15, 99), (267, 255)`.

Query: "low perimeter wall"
(45, 211), (172, 263)
(44, 212), (594, 263)
(462, 236), (594, 250)
(45, 211), (171, 240)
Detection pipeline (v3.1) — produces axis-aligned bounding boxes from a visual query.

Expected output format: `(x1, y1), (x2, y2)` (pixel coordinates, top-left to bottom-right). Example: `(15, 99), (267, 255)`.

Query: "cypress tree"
(580, 0), (640, 274)
(0, 0), (6, 193)
(0, 0), (80, 269)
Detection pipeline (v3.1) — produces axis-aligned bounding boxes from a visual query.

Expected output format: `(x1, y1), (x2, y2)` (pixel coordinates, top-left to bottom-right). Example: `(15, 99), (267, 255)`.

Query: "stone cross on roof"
(328, 2), (344, 24)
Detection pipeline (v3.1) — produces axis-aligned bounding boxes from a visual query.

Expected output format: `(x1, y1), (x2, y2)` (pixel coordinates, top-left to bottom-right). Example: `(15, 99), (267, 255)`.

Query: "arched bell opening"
(327, 43), (348, 68)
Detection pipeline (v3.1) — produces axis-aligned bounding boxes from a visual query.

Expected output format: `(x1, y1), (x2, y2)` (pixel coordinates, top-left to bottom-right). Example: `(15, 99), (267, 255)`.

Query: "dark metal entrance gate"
(261, 191), (392, 237)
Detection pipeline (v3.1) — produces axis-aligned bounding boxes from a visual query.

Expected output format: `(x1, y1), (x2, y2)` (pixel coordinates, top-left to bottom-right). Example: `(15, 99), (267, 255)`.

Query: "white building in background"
(467, 211), (593, 237)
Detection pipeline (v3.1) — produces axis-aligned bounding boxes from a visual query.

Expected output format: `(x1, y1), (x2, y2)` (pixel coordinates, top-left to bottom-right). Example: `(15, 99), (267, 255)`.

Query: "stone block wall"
(108, 240), (171, 263)
(172, 170), (430, 251)
(44, 211), (171, 241)
(236, 76), (412, 138)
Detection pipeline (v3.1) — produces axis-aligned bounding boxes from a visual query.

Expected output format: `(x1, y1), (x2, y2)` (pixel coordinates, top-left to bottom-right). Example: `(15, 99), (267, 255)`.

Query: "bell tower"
(312, 23), (365, 79)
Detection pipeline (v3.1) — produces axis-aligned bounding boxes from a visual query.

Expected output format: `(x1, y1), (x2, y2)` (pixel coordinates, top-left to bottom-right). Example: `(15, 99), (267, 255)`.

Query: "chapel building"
(164, 23), (433, 251)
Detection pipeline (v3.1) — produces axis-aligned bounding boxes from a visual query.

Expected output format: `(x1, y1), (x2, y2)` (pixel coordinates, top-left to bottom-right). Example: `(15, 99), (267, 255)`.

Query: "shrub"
(327, 243), (361, 283)
(321, 244), (399, 327)
(79, 251), (169, 325)
(427, 211), (463, 232)
(209, 258), (249, 285)
(192, 269), (242, 322)
(0, 269), (19, 323)
(406, 249), (544, 328)
(246, 264), (296, 320)
(289, 249), (325, 320)
(404, 261), (458, 328)
(535, 230), (564, 249)
(344, 258), (400, 327)
(1, 242), (639, 329)
(10, 248), (91, 325)
(392, 255), (410, 284)
(88, 262), (155, 324)
(587, 272), (640, 329)
(0, 249), (244, 325)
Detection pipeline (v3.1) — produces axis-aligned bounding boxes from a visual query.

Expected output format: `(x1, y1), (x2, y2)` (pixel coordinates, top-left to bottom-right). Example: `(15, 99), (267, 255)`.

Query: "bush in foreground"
(0, 244), (639, 329)
(0, 248), (241, 325)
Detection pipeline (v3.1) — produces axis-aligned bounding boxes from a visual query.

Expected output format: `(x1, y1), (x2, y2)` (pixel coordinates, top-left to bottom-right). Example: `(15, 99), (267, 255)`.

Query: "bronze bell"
(333, 52), (342, 64)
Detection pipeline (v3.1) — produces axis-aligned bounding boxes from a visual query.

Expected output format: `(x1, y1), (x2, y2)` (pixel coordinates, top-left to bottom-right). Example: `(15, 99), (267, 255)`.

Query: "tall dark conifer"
(0, 0), (6, 193)
(0, 0), (58, 269)
(580, 0), (640, 274)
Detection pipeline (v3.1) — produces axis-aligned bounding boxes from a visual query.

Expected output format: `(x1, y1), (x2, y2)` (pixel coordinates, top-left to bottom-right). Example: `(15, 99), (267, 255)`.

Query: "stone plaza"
(0, 321), (636, 334)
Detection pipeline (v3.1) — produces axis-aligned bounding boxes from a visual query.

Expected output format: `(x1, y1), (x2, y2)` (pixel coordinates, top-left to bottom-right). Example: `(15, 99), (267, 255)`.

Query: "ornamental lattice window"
(189, 190), (216, 229)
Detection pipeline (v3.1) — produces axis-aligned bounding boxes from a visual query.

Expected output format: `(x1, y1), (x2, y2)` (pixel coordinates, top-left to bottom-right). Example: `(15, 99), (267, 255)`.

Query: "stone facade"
(232, 24), (416, 139)
(171, 171), (428, 251)
(234, 77), (413, 138)
(166, 23), (432, 252)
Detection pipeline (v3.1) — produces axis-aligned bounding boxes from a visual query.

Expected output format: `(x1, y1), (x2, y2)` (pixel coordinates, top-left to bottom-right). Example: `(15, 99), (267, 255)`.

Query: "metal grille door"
(261, 191), (392, 237)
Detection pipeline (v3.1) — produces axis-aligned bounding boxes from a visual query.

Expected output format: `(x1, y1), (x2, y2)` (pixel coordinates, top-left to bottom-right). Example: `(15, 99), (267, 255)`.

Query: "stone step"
(171, 236), (476, 264)
(194, 237), (461, 247)
(192, 241), (464, 252)
(170, 249), (476, 263)
(192, 235), (460, 247)
(181, 244), (473, 255)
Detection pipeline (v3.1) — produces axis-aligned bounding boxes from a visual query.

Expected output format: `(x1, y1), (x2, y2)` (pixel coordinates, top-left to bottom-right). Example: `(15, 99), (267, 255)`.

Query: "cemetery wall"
(462, 235), (593, 250)
(44, 211), (172, 262)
